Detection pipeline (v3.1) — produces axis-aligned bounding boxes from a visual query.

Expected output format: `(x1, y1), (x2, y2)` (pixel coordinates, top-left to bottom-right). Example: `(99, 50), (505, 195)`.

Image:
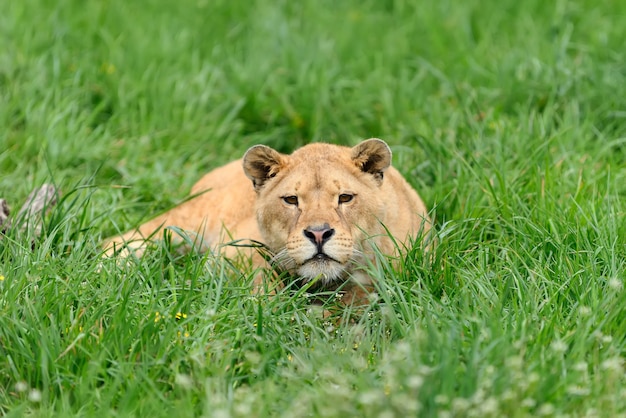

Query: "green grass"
(1, 0), (625, 416)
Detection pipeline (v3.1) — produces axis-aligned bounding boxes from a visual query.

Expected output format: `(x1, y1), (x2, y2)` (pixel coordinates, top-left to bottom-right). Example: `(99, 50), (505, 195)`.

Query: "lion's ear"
(351, 138), (392, 181)
(243, 145), (285, 191)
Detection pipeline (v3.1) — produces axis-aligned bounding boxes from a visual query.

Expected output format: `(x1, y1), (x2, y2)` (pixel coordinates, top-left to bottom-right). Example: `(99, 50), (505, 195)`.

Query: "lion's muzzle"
(303, 224), (335, 253)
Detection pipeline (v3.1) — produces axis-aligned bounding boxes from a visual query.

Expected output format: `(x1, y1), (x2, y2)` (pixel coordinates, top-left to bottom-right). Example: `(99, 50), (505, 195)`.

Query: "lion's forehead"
(277, 164), (363, 194)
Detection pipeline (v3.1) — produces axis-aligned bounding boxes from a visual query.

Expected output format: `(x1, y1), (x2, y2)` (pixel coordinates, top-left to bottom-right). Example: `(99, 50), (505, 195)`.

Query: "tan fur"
(103, 139), (432, 304)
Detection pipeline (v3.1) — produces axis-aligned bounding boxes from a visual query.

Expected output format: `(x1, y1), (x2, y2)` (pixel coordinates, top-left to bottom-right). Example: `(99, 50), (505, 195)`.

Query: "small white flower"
(212, 409), (230, 418)
(394, 341), (412, 357)
(600, 334), (613, 344)
(417, 365), (434, 376)
(359, 390), (383, 405)
(592, 330), (605, 341)
(406, 375), (424, 389)
(607, 277), (623, 291)
(451, 398), (470, 413)
(479, 397), (499, 415)
(234, 402), (252, 416)
(500, 390), (515, 402)
(174, 373), (193, 390)
(601, 357), (624, 373)
(15, 381), (28, 393)
(537, 403), (555, 416)
(28, 389), (42, 402)
(505, 355), (523, 369)
(550, 339), (567, 354)
(566, 385), (591, 396)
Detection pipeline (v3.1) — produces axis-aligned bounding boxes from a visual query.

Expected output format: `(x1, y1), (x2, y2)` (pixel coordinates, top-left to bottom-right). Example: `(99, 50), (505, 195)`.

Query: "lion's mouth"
(293, 252), (347, 285)
(305, 252), (339, 264)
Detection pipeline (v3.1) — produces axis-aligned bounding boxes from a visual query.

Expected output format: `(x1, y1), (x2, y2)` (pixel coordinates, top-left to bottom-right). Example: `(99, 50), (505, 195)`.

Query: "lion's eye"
(338, 193), (354, 204)
(283, 195), (298, 206)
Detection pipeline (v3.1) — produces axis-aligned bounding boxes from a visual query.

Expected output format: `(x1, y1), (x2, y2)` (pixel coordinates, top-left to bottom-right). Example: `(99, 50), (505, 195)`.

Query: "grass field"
(1, 0), (625, 416)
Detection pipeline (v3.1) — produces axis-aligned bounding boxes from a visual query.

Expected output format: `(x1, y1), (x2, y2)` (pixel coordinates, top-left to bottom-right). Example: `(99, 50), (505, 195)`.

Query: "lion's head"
(242, 139), (399, 287)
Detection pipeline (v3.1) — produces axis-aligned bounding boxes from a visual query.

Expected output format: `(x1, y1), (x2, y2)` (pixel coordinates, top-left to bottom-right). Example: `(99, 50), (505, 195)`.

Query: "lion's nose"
(303, 224), (335, 250)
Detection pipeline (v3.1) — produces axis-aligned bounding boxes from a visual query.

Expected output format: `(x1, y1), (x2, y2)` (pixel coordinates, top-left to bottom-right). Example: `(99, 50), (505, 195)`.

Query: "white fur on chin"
(297, 259), (346, 286)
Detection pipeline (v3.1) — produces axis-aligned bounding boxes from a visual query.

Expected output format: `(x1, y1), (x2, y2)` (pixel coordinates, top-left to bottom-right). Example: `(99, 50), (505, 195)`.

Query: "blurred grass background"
(3, 0), (624, 224)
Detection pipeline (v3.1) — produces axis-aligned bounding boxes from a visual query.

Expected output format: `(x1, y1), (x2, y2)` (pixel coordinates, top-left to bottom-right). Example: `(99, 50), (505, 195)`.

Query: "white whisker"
(271, 248), (297, 271)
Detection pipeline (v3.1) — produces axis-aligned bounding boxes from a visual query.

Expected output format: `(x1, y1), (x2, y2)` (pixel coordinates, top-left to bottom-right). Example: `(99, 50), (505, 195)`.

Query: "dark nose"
(303, 224), (335, 250)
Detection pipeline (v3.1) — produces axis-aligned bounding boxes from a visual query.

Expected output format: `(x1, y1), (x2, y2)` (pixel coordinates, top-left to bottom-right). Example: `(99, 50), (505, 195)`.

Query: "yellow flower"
(101, 63), (116, 74)
(154, 312), (161, 323)
(175, 312), (187, 320)
(0, 275), (4, 281)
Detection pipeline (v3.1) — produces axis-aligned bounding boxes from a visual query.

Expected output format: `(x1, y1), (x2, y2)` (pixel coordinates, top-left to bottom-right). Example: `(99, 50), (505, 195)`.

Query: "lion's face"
(243, 139), (392, 286)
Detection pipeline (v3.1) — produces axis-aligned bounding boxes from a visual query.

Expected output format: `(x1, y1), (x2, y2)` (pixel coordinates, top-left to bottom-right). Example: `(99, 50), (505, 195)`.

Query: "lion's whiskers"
(271, 248), (297, 271)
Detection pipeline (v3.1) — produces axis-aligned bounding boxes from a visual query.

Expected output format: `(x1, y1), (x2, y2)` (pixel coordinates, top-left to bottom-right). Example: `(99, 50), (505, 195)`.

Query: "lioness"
(104, 139), (432, 303)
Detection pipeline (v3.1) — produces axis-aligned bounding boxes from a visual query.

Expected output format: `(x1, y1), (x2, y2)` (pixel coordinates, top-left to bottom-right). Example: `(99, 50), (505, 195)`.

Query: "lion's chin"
(296, 258), (347, 286)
